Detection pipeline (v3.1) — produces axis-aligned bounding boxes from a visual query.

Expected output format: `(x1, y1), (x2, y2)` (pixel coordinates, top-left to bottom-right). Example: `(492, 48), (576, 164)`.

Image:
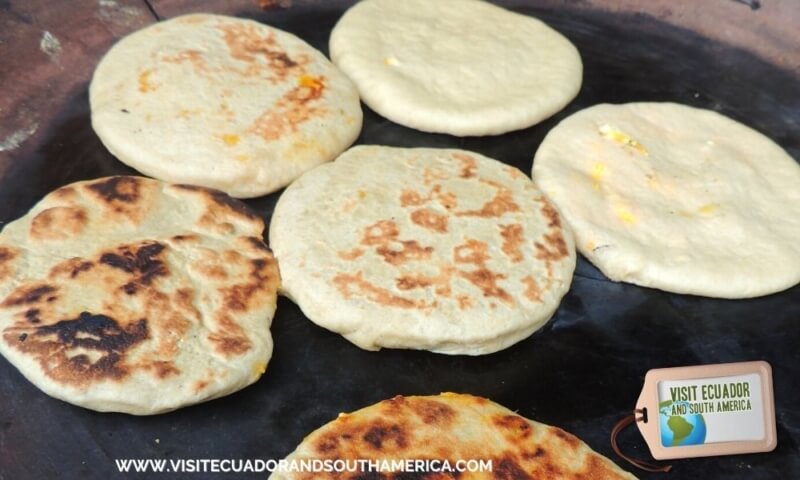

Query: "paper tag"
(635, 361), (776, 460)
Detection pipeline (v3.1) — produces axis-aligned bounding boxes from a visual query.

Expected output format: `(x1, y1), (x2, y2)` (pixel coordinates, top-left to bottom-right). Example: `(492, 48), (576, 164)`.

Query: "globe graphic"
(659, 400), (707, 446)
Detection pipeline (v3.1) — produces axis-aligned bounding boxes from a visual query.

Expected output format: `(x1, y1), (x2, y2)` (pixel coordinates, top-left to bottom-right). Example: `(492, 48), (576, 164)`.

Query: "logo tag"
(636, 361), (776, 460)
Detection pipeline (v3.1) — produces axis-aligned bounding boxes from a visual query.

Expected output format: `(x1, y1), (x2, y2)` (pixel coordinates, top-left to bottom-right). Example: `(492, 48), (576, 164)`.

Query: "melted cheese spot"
(585, 241), (596, 251)
(358, 190), (367, 199)
(616, 208), (637, 225)
(384, 56), (400, 66)
(138, 69), (156, 93)
(590, 162), (607, 190)
(599, 124), (648, 155)
(698, 203), (718, 215)
(222, 134), (240, 146)
(298, 74), (323, 90)
(251, 361), (267, 377)
(235, 154), (250, 163)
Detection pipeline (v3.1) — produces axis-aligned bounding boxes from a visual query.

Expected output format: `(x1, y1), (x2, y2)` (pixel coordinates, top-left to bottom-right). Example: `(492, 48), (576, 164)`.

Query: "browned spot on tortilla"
(410, 398), (455, 425)
(248, 75), (326, 141)
(458, 268), (512, 304)
(86, 176), (141, 204)
(161, 49), (207, 72)
(410, 209), (448, 233)
(500, 224), (524, 262)
(538, 197), (562, 229)
(170, 234), (199, 242)
(493, 414), (532, 439)
(521, 276), (542, 303)
(48, 258), (93, 279)
(551, 427), (581, 450)
(452, 152), (477, 178)
(30, 207), (88, 240)
(2, 285), (58, 307)
(25, 309), (41, 324)
(194, 379), (210, 393)
(361, 220), (400, 246)
(146, 361), (180, 379)
(208, 313), (252, 357)
(457, 295), (473, 310)
(333, 272), (430, 309)
(453, 239), (489, 265)
(0, 246), (18, 281)
(395, 265), (454, 296)
(376, 241), (433, 266)
(222, 257), (277, 312)
(400, 189), (428, 207)
(2, 311), (149, 386)
(456, 180), (520, 218)
(337, 248), (364, 261)
(217, 22), (304, 82)
(534, 232), (568, 262)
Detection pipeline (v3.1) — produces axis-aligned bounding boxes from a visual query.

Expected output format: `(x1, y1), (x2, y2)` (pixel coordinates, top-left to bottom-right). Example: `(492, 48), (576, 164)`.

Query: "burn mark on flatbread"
(48, 258), (94, 279)
(456, 180), (520, 218)
(2, 285), (57, 307)
(551, 427), (580, 450)
(400, 185), (457, 210)
(493, 414), (532, 439)
(453, 239), (512, 304)
(218, 22), (303, 81)
(452, 152), (477, 179)
(86, 176), (141, 204)
(100, 242), (168, 294)
(333, 272), (432, 309)
(376, 241), (433, 266)
(3, 311), (149, 385)
(521, 276), (542, 303)
(395, 265), (454, 297)
(249, 74), (327, 142)
(358, 220), (434, 266)
(363, 423), (408, 451)
(499, 224), (524, 262)
(0, 246), (18, 281)
(30, 207), (88, 240)
(410, 209), (448, 233)
(409, 398), (455, 425)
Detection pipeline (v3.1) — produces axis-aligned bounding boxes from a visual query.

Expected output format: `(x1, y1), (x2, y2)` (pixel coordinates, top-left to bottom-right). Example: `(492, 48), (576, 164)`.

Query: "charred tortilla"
(269, 146), (576, 355)
(271, 393), (636, 479)
(0, 176), (279, 414)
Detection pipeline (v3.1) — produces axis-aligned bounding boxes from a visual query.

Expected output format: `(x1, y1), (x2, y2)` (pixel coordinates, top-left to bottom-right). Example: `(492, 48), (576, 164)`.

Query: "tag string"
(610, 409), (673, 473)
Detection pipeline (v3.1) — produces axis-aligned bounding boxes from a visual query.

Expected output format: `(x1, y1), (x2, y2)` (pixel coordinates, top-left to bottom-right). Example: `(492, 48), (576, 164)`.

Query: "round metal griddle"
(0, 1), (798, 479)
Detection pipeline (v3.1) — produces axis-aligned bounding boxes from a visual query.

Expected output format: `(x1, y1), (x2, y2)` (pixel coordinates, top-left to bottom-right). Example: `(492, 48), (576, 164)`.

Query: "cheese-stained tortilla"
(90, 14), (362, 198)
(533, 102), (800, 298)
(270, 146), (576, 355)
(329, 0), (582, 136)
(270, 393), (637, 480)
(0, 177), (280, 414)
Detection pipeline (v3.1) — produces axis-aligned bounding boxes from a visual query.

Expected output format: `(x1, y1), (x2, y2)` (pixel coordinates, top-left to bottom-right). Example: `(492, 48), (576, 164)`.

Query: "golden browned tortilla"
(271, 393), (637, 479)
(0, 176), (279, 414)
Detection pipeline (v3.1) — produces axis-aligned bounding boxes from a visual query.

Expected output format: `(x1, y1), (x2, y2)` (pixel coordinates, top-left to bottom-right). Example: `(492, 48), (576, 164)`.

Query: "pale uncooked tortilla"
(90, 13), (362, 198)
(0, 176), (280, 414)
(329, 0), (582, 136)
(270, 146), (576, 355)
(533, 102), (800, 298)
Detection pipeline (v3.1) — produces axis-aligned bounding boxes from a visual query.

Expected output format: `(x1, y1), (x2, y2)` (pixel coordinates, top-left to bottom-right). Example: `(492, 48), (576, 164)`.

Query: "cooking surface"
(1, 1), (799, 479)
